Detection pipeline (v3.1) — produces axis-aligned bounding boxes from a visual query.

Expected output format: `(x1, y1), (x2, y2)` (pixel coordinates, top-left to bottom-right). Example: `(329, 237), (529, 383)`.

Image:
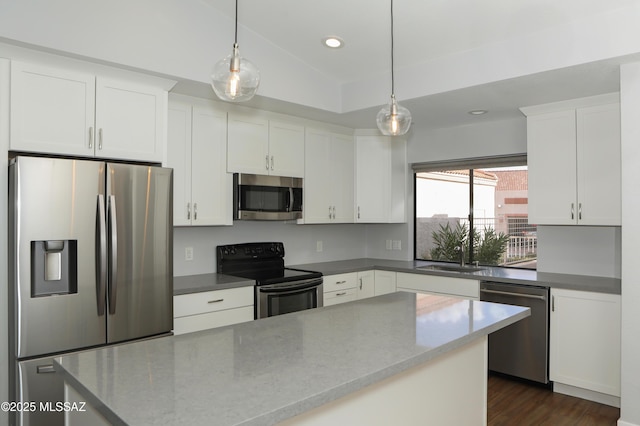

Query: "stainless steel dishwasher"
(480, 281), (550, 384)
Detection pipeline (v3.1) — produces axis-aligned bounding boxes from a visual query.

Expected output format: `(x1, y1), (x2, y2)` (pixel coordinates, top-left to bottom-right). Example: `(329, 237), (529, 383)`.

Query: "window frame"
(412, 155), (533, 269)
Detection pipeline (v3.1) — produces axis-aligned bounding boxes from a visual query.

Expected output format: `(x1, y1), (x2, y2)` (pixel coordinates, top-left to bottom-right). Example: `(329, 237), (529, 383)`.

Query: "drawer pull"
(207, 299), (224, 304)
(335, 280), (347, 285)
(336, 292), (347, 296)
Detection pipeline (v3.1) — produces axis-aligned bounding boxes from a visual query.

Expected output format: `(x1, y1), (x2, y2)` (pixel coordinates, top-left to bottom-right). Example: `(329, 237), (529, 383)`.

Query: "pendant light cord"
(234, 0), (239, 45)
(390, 0), (395, 96)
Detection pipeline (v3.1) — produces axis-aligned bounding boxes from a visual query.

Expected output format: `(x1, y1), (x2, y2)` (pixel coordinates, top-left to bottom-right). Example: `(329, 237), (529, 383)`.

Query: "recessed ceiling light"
(322, 36), (344, 49)
(468, 110), (488, 115)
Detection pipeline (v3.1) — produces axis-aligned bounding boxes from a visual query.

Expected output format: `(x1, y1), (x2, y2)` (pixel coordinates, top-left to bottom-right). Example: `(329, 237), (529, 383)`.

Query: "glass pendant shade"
(376, 95), (412, 136)
(211, 44), (260, 102)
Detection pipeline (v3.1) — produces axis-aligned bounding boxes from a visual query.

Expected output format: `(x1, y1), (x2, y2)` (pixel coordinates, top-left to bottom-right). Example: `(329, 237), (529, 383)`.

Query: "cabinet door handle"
(88, 127), (94, 149)
(266, 155), (269, 170)
(578, 203), (582, 221)
(329, 206), (332, 219)
(187, 202), (191, 220)
(336, 292), (347, 296)
(357, 206), (360, 219)
(271, 156), (274, 171)
(98, 128), (104, 150)
(552, 295), (555, 312)
(335, 280), (347, 285)
(208, 298), (224, 304)
(571, 203), (575, 220)
(359, 278), (362, 290)
(332, 206), (336, 219)
(194, 203), (198, 220)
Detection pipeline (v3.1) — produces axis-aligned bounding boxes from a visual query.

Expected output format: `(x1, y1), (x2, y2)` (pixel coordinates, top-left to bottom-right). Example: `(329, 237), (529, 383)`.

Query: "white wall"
(174, 222), (369, 276)
(536, 226), (621, 278)
(619, 61), (640, 426)
(0, 57), (10, 426)
(409, 117), (527, 161)
(0, 0), (341, 111)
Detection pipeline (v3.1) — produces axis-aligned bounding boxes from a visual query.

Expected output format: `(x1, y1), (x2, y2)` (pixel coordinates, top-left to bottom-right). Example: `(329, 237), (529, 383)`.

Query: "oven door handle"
(259, 278), (323, 293)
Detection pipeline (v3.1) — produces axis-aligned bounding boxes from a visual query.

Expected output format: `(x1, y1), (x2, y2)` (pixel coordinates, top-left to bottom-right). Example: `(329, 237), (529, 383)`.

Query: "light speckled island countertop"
(54, 292), (528, 426)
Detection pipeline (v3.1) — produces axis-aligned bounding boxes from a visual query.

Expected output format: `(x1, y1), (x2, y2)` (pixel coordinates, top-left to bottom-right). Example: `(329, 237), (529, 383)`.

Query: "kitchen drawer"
(174, 286), (254, 318)
(174, 306), (254, 335)
(323, 272), (358, 293)
(396, 272), (479, 299)
(324, 288), (357, 306)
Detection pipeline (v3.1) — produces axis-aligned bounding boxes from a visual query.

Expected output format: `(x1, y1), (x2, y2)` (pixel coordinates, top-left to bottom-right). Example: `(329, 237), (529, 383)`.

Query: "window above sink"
(413, 155), (537, 271)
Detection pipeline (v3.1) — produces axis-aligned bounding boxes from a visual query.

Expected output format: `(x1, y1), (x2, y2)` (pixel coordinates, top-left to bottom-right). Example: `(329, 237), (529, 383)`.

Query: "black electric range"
(216, 242), (323, 318)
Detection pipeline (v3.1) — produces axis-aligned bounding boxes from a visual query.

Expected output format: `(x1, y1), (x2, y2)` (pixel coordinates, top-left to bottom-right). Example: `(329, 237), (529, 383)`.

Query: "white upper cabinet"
(227, 113), (304, 177)
(522, 93), (620, 226)
(268, 120), (305, 177)
(94, 77), (166, 162)
(304, 128), (354, 224)
(227, 113), (269, 174)
(576, 103), (621, 226)
(10, 62), (95, 157)
(10, 61), (168, 162)
(355, 135), (406, 223)
(167, 95), (232, 226)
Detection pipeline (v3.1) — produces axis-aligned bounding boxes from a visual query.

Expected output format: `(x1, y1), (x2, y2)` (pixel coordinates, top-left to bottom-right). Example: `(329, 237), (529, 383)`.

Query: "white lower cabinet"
(326, 270), (397, 304)
(173, 286), (254, 335)
(356, 270), (375, 299)
(323, 272), (358, 306)
(374, 270), (397, 296)
(396, 272), (480, 300)
(550, 288), (621, 400)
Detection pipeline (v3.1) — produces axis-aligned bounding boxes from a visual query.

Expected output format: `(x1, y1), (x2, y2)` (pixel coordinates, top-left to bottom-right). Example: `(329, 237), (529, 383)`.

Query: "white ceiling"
(200, 0), (638, 129)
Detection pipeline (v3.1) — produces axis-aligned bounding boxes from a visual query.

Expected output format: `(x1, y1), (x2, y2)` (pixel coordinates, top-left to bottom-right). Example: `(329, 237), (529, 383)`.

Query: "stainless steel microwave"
(233, 173), (303, 220)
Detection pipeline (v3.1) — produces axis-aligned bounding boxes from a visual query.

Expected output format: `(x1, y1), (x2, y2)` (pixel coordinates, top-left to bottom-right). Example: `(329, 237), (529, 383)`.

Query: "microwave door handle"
(286, 187), (292, 212)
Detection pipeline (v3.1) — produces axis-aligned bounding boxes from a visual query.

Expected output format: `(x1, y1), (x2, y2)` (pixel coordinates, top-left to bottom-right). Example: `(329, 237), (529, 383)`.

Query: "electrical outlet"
(392, 240), (402, 250)
(386, 239), (392, 250)
(316, 241), (323, 252)
(185, 247), (194, 261)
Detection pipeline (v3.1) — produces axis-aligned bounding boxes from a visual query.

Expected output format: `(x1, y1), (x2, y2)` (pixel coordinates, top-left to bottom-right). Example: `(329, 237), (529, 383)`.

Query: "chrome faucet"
(458, 241), (465, 267)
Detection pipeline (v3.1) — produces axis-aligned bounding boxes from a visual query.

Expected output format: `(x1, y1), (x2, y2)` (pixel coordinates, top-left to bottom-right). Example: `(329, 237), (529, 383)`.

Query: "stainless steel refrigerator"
(8, 156), (173, 426)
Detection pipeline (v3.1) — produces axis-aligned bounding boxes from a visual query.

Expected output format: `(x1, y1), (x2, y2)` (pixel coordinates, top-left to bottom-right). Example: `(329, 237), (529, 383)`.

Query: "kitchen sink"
(418, 264), (485, 273)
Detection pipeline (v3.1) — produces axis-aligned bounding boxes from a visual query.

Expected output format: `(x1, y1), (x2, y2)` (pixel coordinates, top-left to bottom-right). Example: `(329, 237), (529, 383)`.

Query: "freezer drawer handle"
(36, 364), (56, 374)
(97, 194), (107, 316)
(108, 195), (118, 315)
(480, 288), (546, 301)
(207, 299), (224, 304)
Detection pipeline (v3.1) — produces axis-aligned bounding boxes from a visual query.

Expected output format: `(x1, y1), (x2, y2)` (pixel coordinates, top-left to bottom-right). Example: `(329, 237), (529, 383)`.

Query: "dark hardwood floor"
(488, 374), (620, 426)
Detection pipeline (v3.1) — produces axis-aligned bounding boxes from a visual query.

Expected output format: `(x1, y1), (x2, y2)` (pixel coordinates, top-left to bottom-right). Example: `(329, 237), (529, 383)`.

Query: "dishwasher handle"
(480, 288), (547, 301)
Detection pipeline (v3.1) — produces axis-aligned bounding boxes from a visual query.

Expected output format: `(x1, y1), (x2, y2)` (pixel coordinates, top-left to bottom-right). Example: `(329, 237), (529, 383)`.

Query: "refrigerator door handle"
(108, 195), (118, 315)
(97, 194), (107, 316)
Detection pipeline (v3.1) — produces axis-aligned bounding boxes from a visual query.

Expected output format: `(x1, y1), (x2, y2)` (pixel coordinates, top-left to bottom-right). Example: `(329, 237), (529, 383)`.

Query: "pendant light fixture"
(376, 0), (411, 136)
(211, 0), (260, 102)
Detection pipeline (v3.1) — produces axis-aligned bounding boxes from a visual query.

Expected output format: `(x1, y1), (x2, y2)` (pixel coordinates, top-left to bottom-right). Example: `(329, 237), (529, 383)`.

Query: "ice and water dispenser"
(30, 240), (78, 297)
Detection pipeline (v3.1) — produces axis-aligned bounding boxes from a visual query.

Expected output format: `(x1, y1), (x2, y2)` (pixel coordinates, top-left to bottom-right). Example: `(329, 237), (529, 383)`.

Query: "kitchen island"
(55, 292), (528, 426)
